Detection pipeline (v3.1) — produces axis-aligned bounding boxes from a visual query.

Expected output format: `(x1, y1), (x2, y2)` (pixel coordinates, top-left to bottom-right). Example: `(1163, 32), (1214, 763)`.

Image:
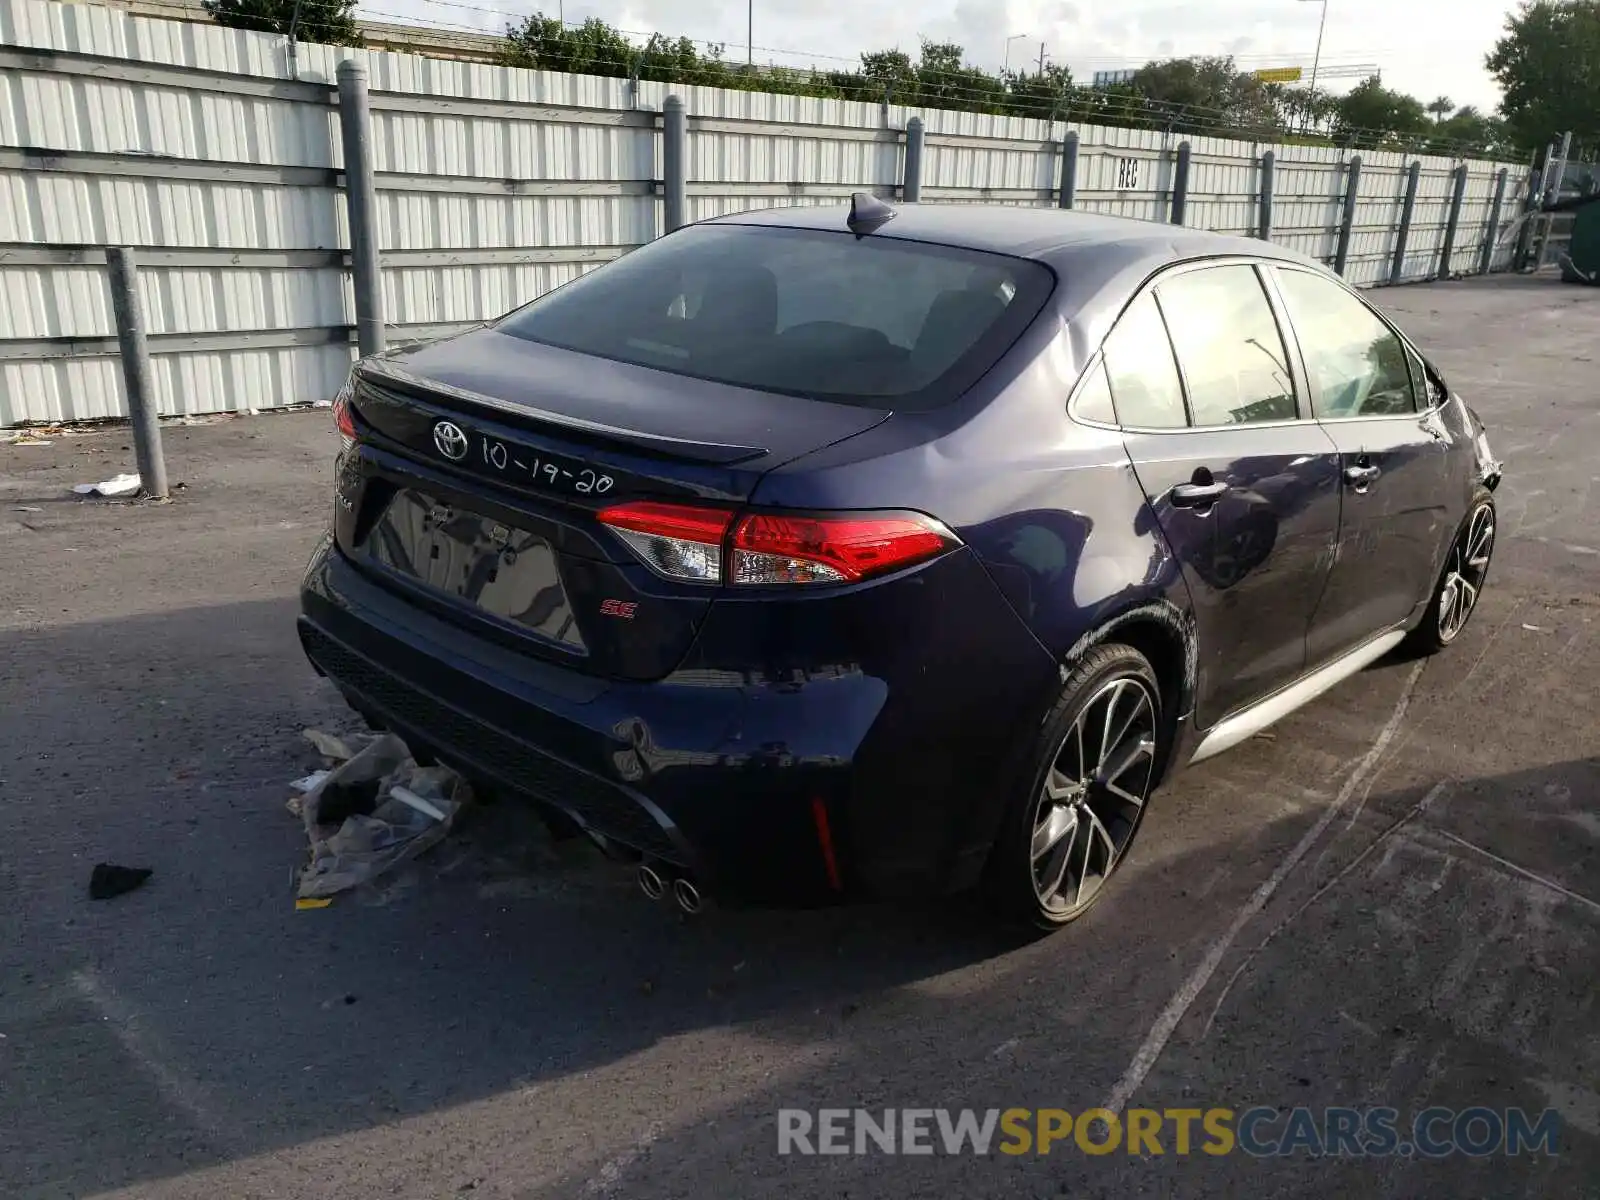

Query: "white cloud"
(374, 0), (1515, 110)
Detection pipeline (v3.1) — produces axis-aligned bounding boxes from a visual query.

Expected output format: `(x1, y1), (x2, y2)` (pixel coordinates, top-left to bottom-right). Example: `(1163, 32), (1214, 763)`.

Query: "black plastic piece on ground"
(89, 863), (152, 900)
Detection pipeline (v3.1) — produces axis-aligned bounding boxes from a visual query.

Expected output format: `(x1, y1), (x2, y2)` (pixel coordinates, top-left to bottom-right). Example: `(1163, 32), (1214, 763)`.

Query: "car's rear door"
(1104, 261), (1342, 726)
(1267, 265), (1454, 666)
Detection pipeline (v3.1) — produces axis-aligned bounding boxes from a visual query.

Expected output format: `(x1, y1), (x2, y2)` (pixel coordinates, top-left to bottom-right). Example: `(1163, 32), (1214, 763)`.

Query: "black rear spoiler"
(354, 357), (768, 466)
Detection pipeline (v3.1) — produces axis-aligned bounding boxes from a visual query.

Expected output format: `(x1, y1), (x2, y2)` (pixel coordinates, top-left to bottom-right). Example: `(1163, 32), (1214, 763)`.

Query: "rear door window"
(1072, 361), (1118, 425)
(496, 224), (1053, 411)
(1156, 264), (1298, 426)
(1101, 292), (1187, 429)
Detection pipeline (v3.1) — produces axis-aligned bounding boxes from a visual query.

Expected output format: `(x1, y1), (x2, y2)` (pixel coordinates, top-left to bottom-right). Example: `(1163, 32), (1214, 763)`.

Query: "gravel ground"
(1, 272), (1597, 1199)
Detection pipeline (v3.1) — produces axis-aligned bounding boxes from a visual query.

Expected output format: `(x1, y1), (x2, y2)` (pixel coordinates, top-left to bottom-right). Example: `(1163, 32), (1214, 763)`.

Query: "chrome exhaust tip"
(672, 877), (703, 915)
(637, 863), (667, 901)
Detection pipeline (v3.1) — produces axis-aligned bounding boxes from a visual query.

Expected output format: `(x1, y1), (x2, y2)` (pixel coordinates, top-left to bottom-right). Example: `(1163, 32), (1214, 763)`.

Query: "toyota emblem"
(432, 420), (470, 461)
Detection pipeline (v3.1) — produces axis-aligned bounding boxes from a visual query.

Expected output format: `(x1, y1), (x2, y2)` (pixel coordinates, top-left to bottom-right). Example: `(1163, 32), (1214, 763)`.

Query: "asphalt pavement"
(1, 271), (1597, 1199)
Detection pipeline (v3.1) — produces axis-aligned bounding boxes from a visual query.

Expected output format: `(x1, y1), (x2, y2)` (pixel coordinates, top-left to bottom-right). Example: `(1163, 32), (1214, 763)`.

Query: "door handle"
(1344, 463), (1381, 489)
(1170, 480), (1230, 508)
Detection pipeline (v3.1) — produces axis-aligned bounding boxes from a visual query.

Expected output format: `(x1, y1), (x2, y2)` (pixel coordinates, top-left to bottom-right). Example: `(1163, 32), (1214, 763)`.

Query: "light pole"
(1003, 33), (1027, 74)
(748, 0), (753, 66)
(1299, 0), (1328, 104)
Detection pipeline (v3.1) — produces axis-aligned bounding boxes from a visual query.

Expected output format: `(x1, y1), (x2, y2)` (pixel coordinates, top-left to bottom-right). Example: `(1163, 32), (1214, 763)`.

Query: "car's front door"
(1268, 266), (1454, 667)
(1105, 263), (1343, 727)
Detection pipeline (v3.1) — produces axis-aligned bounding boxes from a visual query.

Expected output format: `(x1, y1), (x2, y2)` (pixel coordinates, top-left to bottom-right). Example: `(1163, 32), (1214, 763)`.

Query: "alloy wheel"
(1438, 503), (1495, 643)
(1031, 676), (1158, 917)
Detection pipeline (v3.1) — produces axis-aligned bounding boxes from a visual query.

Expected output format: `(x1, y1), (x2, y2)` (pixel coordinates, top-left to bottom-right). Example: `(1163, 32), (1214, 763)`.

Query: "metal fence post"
(1437, 163), (1469, 279)
(337, 60), (385, 359)
(662, 95), (687, 233)
(1171, 140), (1191, 225)
(1334, 154), (1361, 277)
(105, 247), (169, 501)
(1389, 160), (1422, 284)
(1479, 166), (1509, 275)
(1257, 149), (1275, 241)
(902, 116), (924, 202)
(1057, 129), (1078, 209)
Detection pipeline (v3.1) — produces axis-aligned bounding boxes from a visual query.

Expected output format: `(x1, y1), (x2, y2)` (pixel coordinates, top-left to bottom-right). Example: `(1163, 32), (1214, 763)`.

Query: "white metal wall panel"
(689, 127), (897, 189)
(1269, 145), (1346, 260)
(686, 194), (840, 223)
(0, 263), (346, 336)
(2, 344), (354, 424)
(0, 174), (341, 247)
(923, 140), (1054, 193)
(374, 192), (651, 251)
(2, 70), (332, 164)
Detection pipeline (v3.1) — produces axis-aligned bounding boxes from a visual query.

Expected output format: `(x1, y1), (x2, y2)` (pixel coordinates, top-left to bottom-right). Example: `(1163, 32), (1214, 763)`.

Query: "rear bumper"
(299, 536), (1057, 903)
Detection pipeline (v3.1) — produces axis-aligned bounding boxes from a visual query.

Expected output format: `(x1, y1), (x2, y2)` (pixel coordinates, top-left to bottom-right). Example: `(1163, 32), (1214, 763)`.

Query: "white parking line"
(71, 968), (246, 1155)
(1099, 660), (1426, 1115)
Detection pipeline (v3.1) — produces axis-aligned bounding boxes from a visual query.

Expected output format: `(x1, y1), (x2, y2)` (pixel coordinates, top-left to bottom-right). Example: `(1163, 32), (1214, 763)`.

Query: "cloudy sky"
(376, 0), (1516, 112)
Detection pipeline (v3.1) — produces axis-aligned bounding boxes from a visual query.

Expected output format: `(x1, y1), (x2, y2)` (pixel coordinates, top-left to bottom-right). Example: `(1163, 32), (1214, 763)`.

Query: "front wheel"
(985, 644), (1165, 931)
(1404, 491), (1496, 656)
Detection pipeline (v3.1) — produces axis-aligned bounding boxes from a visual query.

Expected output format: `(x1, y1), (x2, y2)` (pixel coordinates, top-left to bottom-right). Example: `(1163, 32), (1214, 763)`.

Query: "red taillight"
(332, 385), (357, 450)
(731, 512), (955, 584)
(596, 500), (734, 583)
(597, 501), (957, 586)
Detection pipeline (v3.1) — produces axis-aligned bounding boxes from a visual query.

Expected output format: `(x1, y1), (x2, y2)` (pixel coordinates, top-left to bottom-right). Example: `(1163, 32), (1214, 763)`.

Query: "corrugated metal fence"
(0, 0), (1530, 427)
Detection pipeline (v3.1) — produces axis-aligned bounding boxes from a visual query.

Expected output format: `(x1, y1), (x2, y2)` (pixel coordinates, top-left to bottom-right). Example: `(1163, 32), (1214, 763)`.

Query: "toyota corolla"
(298, 197), (1501, 929)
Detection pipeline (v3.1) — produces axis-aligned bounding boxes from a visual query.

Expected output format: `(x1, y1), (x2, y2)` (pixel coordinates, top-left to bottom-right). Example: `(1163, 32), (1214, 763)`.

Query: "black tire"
(1402, 489), (1496, 657)
(984, 643), (1165, 931)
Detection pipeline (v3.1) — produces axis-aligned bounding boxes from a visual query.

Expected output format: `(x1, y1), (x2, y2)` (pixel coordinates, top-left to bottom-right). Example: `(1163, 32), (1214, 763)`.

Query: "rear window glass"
(495, 224), (1054, 411)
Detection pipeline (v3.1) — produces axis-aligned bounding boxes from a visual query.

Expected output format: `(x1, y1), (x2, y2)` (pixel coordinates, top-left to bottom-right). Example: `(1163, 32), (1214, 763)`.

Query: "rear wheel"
(986, 644), (1164, 931)
(1404, 491), (1496, 656)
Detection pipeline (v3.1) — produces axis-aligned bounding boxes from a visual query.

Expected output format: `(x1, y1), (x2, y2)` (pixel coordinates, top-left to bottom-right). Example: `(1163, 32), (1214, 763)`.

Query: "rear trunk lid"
(335, 328), (889, 681)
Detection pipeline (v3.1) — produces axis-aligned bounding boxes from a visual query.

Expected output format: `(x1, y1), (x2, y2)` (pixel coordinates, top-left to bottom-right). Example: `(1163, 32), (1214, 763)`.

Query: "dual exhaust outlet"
(637, 862), (702, 914)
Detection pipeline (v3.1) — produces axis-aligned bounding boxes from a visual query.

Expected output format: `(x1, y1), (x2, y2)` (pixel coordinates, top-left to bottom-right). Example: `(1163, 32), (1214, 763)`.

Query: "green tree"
(1266, 83), (1339, 134)
(1331, 76), (1431, 147)
(1430, 104), (1511, 155)
(1486, 0), (1600, 154)
(1005, 63), (1075, 121)
(503, 14), (636, 76)
(825, 49), (913, 102)
(1129, 56), (1281, 136)
(1427, 94), (1455, 121)
(915, 39), (1007, 111)
(203, 0), (359, 45)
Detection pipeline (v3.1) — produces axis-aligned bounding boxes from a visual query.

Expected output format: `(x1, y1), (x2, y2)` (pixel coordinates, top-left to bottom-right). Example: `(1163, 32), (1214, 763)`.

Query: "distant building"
(1090, 69), (1138, 89)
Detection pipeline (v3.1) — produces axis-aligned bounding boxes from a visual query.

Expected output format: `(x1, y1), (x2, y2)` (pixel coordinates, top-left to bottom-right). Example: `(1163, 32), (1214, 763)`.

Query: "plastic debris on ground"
(293, 728), (471, 901)
(89, 863), (153, 900)
(73, 473), (142, 498)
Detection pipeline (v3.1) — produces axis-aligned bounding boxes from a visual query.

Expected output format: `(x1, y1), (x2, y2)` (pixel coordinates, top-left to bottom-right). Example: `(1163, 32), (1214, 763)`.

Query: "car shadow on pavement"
(2, 599), (1596, 1199)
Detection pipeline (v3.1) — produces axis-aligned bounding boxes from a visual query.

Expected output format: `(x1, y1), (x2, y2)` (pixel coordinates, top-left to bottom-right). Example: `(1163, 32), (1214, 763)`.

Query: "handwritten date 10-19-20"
(480, 435), (614, 495)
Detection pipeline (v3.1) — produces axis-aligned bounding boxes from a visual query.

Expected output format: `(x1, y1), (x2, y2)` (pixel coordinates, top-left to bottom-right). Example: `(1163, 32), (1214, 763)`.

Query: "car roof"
(706, 201), (1325, 274)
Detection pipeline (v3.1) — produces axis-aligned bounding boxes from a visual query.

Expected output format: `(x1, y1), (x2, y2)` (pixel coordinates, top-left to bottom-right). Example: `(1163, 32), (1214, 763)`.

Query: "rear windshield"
(495, 223), (1054, 411)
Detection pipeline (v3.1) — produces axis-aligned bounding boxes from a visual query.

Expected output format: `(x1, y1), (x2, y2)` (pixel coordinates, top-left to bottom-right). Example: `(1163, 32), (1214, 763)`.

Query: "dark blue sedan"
(299, 197), (1502, 929)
